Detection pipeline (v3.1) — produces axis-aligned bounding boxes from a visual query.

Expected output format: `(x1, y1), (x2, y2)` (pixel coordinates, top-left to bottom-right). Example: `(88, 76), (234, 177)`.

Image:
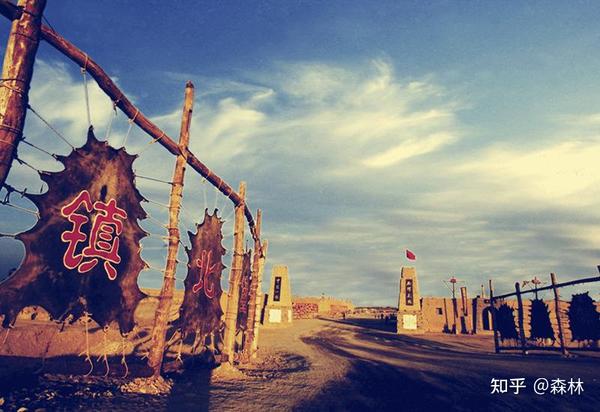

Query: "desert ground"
(1, 313), (599, 411)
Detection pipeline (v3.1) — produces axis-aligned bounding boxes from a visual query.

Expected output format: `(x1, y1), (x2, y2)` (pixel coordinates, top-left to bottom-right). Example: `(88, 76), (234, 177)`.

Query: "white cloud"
(454, 140), (600, 208)
(5, 58), (600, 305)
(362, 132), (457, 168)
(152, 59), (462, 179)
(125, 60), (600, 301)
(27, 60), (115, 147)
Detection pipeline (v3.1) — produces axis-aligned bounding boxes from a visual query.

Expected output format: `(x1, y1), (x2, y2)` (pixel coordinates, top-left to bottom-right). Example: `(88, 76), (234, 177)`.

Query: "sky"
(1, 1), (600, 306)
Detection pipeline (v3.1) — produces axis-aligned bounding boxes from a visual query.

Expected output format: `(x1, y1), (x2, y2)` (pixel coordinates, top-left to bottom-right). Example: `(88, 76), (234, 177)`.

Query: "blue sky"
(2, 1), (600, 306)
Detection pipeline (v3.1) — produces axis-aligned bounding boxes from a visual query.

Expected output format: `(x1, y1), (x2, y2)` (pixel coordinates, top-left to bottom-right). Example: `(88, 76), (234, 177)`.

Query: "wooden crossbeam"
(0, 0), (259, 241)
(492, 270), (600, 301)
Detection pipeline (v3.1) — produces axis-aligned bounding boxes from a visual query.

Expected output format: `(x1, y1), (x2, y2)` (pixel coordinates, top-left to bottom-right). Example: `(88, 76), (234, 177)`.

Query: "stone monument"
(263, 265), (293, 325)
(397, 266), (423, 333)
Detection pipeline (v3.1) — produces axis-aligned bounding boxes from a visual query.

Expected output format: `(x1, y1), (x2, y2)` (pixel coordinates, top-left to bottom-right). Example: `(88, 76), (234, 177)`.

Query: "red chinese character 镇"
(193, 250), (218, 298)
(60, 189), (128, 280)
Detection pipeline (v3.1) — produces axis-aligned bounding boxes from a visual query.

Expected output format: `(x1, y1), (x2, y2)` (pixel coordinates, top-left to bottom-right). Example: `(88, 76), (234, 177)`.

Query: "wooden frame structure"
(0, 0), (266, 374)
(488, 266), (600, 355)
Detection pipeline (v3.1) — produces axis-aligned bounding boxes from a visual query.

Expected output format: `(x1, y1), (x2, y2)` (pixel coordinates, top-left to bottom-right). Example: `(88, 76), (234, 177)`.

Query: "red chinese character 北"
(192, 249), (218, 298)
(60, 189), (128, 280)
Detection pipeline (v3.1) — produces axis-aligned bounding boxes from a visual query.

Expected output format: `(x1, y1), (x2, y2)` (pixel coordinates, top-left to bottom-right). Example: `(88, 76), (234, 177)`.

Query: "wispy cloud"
(2, 58), (599, 305)
(362, 132), (457, 168)
(454, 140), (600, 208)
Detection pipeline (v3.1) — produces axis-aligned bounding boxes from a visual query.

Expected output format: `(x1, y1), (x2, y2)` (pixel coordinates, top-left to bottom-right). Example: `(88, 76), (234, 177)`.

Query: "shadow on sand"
(294, 318), (600, 412)
(0, 352), (218, 411)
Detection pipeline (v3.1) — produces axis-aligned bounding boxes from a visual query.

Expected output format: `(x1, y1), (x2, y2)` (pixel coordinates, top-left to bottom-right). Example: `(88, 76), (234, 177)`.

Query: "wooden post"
(251, 239), (268, 358)
(222, 181), (246, 364)
(550, 273), (568, 356)
(515, 282), (528, 355)
(242, 209), (262, 361)
(489, 280), (500, 353)
(460, 286), (468, 316)
(0, 3), (259, 239)
(147, 81), (194, 377)
(0, 0), (46, 188)
(451, 281), (457, 334)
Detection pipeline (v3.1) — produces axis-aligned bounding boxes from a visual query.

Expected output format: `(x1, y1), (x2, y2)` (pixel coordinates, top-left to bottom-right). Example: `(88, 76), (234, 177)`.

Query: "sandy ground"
(1, 316), (599, 411)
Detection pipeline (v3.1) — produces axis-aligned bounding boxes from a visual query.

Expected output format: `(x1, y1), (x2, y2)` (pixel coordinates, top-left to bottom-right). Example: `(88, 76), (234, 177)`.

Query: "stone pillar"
(397, 266), (423, 333)
(263, 265), (293, 326)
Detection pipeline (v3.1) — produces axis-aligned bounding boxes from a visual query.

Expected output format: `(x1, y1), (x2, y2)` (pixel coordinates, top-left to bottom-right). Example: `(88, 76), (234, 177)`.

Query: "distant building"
(292, 296), (355, 318)
(262, 265), (293, 326)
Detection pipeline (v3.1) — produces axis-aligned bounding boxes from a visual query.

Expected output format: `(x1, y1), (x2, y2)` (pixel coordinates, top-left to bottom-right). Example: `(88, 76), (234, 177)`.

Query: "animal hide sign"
(529, 299), (555, 341)
(0, 128), (147, 334)
(568, 292), (600, 342)
(174, 209), (226, 338)
(236, 250), (252, 331)
(496, 303), (518, 342)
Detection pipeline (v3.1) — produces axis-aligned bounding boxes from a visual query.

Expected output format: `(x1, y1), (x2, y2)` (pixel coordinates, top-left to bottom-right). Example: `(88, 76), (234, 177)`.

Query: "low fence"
(489, 267), (600, 355)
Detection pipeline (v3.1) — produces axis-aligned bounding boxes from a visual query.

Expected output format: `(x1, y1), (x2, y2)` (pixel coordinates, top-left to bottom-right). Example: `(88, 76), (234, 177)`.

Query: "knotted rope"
(1, 328), (10, 345)
(121, 334), (129, 378)
(104, 101), (117, 141)
(122, 109), (139, 147)
(96, 326), (110, 377)
(81, 54), (92, 127)
(79, 311), (94, 376)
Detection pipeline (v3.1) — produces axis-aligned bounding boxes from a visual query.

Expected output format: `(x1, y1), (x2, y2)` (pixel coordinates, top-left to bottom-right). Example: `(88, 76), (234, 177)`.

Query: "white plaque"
(403, 314), (417, 330)
(269, 308), (282, 323)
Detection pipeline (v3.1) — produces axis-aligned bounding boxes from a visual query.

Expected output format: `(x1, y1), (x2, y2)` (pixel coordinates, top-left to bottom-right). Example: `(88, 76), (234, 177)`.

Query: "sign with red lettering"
(61, 190), (127, 280)
(0, 129), (147, 334)
(192, 249), (219, 298)
(175, 209), (226, 339)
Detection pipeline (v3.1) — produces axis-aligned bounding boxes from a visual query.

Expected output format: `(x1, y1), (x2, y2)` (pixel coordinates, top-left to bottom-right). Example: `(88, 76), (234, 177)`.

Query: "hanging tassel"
(207, 331), (215, 354)
(176, 332), (184, 364)
(1, 328), (10, 345)
(165, 328), (180, 349)
(96, 326), (110, 377)
(35, 325), (60, 374)
(121, 334), (129, 378)
(79, 311), (94, 377)
(191, 330), (201, 355)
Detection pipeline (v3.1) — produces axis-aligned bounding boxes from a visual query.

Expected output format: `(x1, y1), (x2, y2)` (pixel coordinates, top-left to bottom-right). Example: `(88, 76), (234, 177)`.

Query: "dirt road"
(285, 318), (600, 411)
(198, 317), (599, 412)
(1, 317), (599, 411)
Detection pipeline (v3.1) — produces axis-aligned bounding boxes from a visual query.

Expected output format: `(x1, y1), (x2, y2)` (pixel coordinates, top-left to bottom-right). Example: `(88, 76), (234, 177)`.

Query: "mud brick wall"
(292, 302), (319, 319)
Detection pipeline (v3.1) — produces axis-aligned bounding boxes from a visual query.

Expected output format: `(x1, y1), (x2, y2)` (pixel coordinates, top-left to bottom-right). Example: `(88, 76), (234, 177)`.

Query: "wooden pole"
(515, 282), (528, 355)
(251, 239), (268, 358)
(550, 272), (568, 356)
(147, 81), (194, 377)
(489, 279), (500, 353)
(242, 209), (262, 361)
(451, 282), (457, 334)
(460, 286), (468, 316)
(0, 0), (46, 188)
(222, 181), (246, 364)
(0, 1), (259, 241)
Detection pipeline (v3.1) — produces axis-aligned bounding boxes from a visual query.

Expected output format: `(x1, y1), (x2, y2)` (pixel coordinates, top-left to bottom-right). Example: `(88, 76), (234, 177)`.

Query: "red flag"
(406, 249), (416, 260)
